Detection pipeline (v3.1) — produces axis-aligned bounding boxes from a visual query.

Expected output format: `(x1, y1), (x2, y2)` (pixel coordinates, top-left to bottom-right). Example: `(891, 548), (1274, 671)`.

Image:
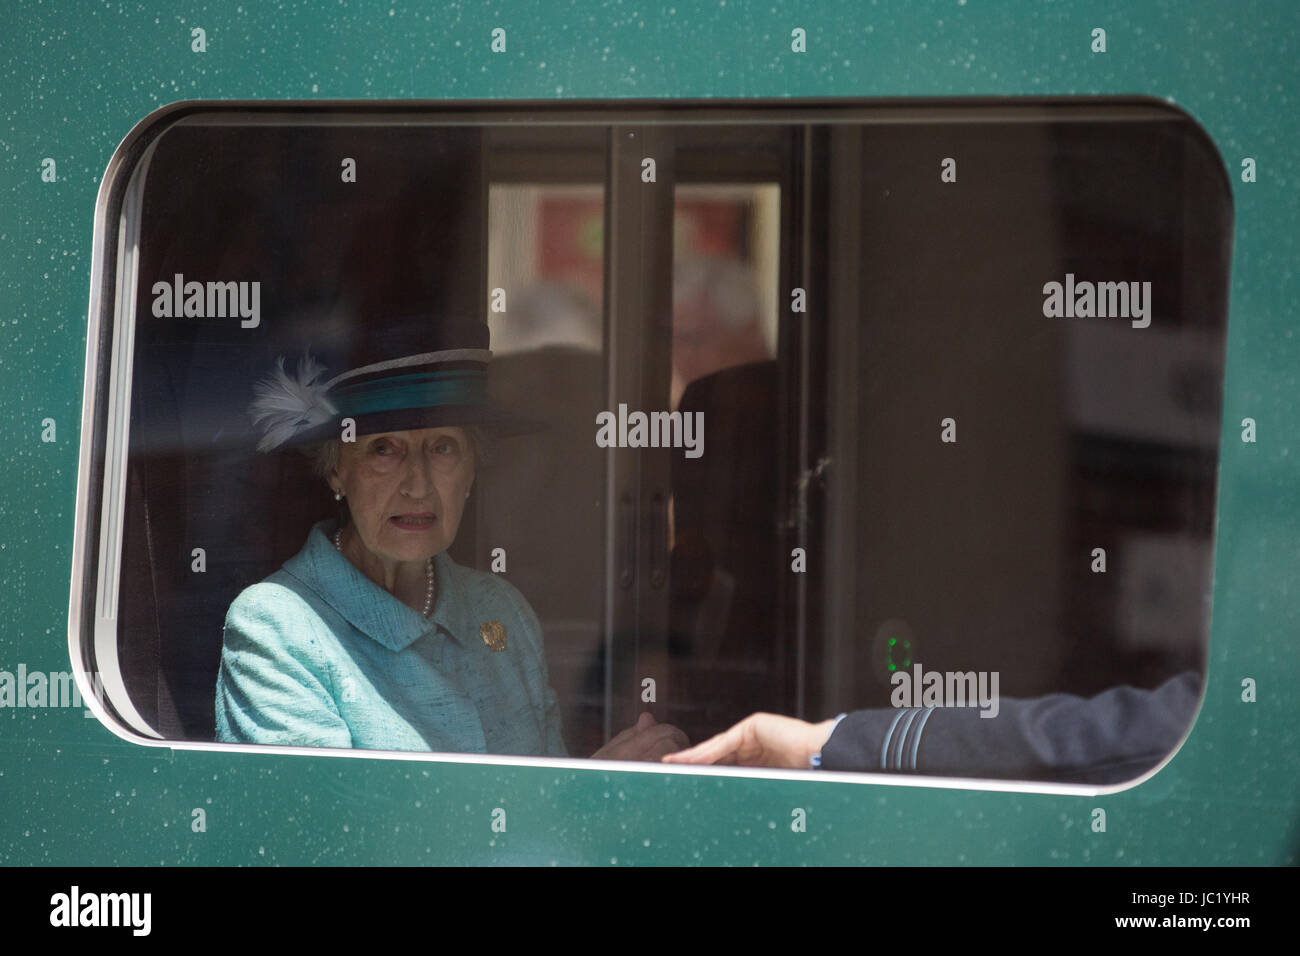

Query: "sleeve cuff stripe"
(880, 709), (910, 770)
(890, 709), (920, 769)
(907, 707), (937, 770)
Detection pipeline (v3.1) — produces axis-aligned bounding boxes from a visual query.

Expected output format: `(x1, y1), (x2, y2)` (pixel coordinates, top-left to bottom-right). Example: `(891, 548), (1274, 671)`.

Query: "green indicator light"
(885, 634), (914, 675)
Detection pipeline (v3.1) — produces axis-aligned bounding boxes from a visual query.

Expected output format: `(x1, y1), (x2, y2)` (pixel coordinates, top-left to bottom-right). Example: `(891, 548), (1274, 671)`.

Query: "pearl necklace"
(334, 529), (436, 618)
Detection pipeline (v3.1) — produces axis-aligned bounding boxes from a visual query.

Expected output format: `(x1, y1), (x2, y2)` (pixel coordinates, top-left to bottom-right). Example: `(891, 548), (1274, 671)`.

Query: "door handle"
(619, 491), (635, 589)
(649, 491), (666, 589)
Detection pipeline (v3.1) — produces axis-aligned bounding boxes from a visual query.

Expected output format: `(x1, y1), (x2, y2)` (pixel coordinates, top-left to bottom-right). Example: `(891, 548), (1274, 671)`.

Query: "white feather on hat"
(248, 352), (338, 452)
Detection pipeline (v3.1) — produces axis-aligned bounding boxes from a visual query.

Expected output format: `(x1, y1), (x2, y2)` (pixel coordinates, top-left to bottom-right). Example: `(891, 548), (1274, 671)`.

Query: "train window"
(72, 101), (1230, 788)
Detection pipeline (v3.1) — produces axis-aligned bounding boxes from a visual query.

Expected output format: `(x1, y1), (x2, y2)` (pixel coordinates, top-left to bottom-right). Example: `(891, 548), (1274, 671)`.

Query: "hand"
(591, 711), (690, 762)
(660, 712), (837, 769)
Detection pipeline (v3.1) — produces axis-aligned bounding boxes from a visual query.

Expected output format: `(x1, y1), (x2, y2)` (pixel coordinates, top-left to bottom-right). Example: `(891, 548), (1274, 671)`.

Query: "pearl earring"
(334, 490), (344, 501)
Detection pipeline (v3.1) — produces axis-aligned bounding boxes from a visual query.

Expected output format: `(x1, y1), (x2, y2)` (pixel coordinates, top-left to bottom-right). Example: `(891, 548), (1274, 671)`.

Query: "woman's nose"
(400, 454), (435, 498)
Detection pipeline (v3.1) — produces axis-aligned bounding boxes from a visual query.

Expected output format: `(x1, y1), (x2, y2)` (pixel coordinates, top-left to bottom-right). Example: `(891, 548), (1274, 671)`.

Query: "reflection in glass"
(482, 183), (608, 757)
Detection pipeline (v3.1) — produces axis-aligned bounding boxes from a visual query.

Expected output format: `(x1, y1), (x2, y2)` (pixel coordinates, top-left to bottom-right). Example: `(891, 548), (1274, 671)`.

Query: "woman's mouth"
(390, 513), (436, 531)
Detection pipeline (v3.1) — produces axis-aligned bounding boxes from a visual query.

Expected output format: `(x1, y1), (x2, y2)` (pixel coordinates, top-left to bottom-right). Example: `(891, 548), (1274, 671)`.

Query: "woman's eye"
(435, 439), (458, 455)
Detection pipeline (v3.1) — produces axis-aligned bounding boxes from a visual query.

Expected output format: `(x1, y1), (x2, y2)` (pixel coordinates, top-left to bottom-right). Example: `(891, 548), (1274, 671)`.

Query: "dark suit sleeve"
(817, 670), (1202, 784)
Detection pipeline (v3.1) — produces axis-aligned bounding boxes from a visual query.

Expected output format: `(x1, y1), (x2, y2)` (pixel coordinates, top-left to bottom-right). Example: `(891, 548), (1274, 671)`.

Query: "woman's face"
(330, 426), (475, 565)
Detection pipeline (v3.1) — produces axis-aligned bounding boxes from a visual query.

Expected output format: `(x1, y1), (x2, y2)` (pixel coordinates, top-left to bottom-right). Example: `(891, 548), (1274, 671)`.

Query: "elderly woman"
(214, 321), (686, 761)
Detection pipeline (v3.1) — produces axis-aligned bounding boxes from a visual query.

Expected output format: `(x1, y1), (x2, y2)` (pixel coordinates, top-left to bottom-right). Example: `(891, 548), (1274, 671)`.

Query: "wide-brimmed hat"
(248, 315), (543, 451)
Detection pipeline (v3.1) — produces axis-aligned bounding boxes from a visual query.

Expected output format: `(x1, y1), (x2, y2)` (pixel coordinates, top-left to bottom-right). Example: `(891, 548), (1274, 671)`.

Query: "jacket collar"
(283, 519), (473, 653)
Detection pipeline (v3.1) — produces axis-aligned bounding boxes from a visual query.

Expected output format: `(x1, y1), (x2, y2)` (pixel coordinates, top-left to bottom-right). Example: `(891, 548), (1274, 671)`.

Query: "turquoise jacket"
(214, 519), (567, 756)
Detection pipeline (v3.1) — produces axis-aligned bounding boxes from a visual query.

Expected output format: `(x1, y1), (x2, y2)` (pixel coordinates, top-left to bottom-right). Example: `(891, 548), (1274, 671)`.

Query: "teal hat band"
(331, 368), (487, 417)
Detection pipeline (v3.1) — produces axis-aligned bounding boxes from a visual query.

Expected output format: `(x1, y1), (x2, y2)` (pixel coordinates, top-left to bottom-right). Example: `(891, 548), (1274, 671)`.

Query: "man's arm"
(820, 671), (1201, 783)
(667, 671), (1202, 784)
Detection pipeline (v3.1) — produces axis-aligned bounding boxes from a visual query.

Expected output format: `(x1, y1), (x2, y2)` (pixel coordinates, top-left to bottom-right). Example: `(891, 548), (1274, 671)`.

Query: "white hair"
(673, 256), (761, 330)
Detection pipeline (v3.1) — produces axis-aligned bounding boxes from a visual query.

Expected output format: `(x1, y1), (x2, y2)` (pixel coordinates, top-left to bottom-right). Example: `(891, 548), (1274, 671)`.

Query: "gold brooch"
(480, 621), (507, 652)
